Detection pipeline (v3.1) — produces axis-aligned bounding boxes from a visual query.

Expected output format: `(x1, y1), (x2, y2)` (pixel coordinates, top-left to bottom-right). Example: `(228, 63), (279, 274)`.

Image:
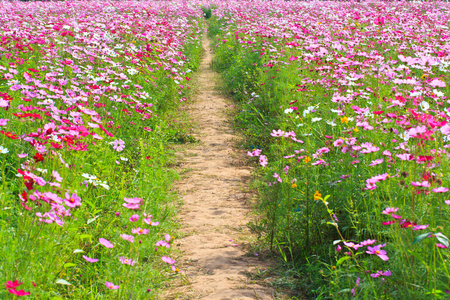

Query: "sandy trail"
(166, 35), (276, 300)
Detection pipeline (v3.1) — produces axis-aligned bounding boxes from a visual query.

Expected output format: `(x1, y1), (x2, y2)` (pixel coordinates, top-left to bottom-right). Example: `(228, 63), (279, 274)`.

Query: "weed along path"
(166, 36), (276, 299)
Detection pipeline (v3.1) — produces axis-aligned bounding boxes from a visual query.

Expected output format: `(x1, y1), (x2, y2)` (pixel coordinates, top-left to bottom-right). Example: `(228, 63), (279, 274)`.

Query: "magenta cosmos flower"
(129, 214), (139, 222)
(366, 244), (389, 261)
(370, 270), (391, 278)
(64, 193), (82, 208)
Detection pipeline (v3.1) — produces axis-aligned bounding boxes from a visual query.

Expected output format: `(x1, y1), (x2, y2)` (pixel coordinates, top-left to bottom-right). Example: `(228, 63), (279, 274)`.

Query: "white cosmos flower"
(420, 101), (430, 111)
(311, 117), (322, 122)
(284, 108), (294, 114)
(327, 120), (337, 127)
(399, 131), (410, 141)
(0, 146), (9, 154)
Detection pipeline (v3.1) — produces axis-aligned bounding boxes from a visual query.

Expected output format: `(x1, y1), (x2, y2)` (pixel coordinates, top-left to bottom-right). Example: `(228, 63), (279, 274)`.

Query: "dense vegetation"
(0, 1), (202, 298)
(209, 1), (450, 298)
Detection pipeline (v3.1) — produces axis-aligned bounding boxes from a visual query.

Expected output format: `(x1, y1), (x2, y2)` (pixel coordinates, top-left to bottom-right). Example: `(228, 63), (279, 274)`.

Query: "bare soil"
(165, 35), (279, 299)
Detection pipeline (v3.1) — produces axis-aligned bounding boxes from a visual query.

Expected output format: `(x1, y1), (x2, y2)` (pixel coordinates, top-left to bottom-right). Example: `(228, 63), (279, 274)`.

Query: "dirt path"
(166, 35), (276, 299)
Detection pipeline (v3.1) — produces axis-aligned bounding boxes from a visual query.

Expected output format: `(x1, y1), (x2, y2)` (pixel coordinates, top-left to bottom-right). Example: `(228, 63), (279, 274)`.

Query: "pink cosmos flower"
(382, 150), (392, 156)
(111, 139), (125, 152)
(359, 239), (376, 246)
(413, 224), (429, 230)
(18, 153), (28, 158)
(144, 218), (159, 226)
(123, 197), (143, 210)
(119, 256), (137, 266)
(270, 129), (285, 137)
(343, 241), (362, 250)
(369, 159), (383, 166)
(162, 256), (176, 265)
(433, 187), (449, 193)
(445, 200), (450, 205)
(120, 234), (135, 243)
(440, 124), (450, 135)
(336, 245), (341, 252)
(156, 234), (171, 248)
(396, 153), (414, 161)
(64, 193), (81, 208)
(391, 214), (402, 220)
(105, 282), (119, 289)
(131, 227), (149, 235)
(411, 181), (431, 188)
(82, 255), (99, 263)
(0, 118), (9, 126)
(52, 170), (63, 182)
(370, 270), (391, 278)
(99, 238), (114, 248)
(129, 214), (139, 222)
(382, 207), (398, 215)
(259, 155), (268, 167)
(366, 244), (389, 261)
(436, 243), (448, 249)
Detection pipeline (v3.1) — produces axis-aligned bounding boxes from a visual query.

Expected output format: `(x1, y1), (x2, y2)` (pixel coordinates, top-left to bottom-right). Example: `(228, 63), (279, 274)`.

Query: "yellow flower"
(353, 127), (359, 132)
(318, 22), (322, 25)
(421, 74), (428, 80)
(303, 156), (311, 163)
(314, 190), (322, 200)
(340, 116), (349, 124)
(292, 183), (297, 188)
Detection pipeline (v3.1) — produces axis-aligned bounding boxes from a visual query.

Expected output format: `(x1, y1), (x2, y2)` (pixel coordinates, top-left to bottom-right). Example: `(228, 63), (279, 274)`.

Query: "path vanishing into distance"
(165, 35), (278, 299)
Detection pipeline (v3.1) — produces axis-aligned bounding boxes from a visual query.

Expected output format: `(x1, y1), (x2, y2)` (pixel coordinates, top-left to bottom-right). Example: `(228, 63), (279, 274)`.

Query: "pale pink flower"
(119, 256), (137, 266)
(382, 207), (399, 215)
(99, 238), (114, 248)
(162, 256), (176, 265)
(143, 218), (159, 226)
(413, 224), (429, 230)
(433, 187), (449, 193)
(120, 234), (135, 243)
(52, 170), (63, 182)
(369, 159), (383, 166)
(131, 227), (149, 235)
(270, 129), (285, 137)
(370, 270), (391, 278)
(105, 282), (119, 289)
(359, 239), (376, 246)
(259, 155), (268, 167)
(82, 255), (98, 263)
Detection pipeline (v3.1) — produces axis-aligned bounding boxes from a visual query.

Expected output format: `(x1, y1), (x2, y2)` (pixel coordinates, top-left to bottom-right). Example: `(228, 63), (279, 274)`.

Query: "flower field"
(209, 1), (450, 298)
(0, 1), (203, 298)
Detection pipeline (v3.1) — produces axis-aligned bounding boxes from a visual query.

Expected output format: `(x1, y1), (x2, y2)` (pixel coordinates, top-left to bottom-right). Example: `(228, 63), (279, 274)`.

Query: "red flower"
(5, 280), (22, 289)
(23, 176), (35, 191)
(33, 153), (44, 162)
(8, 288), (31, 296)
(401, 220), (417, 229)
(50, 142), (63, 149)
(1, 130), (19, 140)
